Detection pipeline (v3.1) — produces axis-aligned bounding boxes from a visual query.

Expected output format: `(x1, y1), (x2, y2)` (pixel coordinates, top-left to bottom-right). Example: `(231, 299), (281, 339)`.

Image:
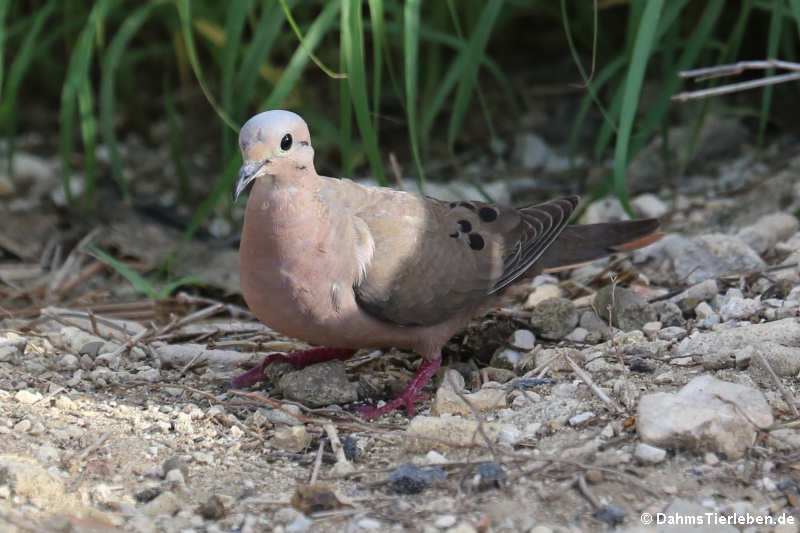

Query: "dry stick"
(48, 228), (101, 296)
(68, 430), (112, 472)
(155, 303), (225, 337)
(752, 352), (799, 417)
(673, 59), (800, 102)
(565, 355), (624, 414)
(310, 439), (325, 484)
(323, 422), (352, 473)
(576, 474), (603, 511)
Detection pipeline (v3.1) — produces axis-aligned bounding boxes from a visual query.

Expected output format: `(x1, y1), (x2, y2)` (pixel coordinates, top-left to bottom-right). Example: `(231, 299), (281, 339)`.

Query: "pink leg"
(358, 357), (442, 419)
(230, 347), (357, 389)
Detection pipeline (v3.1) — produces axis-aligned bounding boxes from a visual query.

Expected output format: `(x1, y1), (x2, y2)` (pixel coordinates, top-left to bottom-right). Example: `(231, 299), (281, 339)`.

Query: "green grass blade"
(0, 0), (10, 98)
(60, 0), (117, 208)
(632, 0), (724, 159)
(2, 2), (56, 175)
(342, 0), (385, 184)
(233, 0), (288, 123)
(446, 0), (504, 151)
(612, 0), (665, 211)
(758, 0), (783, 147)
(100, 1), (158, 203)
(175, 0), (237, 131)
(339, 2), (354, 177)
(90, 246), (158, 298)
(790, 0), (800, 34)
(404, 0), (424, 187)
(221, 0), (250, 161)
(77, 81), (97, 209)
(261, 1), (340, 109)
(280, 0), (345, 79)
(367, 0), (384, 117)
(165, 83), (189, 199)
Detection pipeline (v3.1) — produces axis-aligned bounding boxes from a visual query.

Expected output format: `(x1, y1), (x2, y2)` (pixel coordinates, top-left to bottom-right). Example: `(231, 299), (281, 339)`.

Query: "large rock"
(674, 318), (800, 376)
(0, 455), (110, 521)
(637, 375), (772, 459)
(736, 212), (799, 255)
(647, 234), (765, 285)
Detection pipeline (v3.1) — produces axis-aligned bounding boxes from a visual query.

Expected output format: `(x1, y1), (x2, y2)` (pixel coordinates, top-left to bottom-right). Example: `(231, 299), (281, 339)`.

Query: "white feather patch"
(352, 216), (375, 284)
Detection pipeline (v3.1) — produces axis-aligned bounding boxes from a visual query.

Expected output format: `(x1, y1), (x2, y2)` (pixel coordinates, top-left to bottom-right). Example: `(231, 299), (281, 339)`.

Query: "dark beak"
(232, 161), (264, 202)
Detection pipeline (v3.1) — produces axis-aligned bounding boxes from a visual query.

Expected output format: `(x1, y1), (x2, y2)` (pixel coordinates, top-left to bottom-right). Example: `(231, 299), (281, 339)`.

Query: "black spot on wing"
(449, 232), (459, 238)
(479, 206), (498, 222)
(469, 233), (485, 250)
(459, 201), (476, 210)
(457, 220), (472, 233)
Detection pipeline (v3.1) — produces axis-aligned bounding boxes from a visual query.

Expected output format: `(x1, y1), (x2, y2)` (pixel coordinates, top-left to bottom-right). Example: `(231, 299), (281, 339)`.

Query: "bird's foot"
(230, 347), (357, 389)
(358, 357), (442, 420)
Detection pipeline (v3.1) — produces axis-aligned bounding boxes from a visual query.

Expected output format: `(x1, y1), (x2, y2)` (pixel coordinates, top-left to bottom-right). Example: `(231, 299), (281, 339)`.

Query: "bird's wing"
(322, 178), (577, 326)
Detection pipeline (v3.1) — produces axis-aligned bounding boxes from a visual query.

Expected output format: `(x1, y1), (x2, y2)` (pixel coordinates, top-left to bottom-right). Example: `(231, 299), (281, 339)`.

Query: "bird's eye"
(280, 133), (292, 151)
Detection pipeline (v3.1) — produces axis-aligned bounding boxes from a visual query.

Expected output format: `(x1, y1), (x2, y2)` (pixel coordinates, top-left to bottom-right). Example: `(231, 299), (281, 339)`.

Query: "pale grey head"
(233, 110), (315, 201)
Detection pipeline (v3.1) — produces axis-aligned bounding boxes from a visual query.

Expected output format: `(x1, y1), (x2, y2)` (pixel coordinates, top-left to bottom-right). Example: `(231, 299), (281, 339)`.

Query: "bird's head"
(233, 110), (315, 202)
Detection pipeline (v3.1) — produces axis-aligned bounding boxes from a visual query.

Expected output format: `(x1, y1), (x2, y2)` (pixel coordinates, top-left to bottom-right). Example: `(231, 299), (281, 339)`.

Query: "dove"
(231, 110), (662, 419)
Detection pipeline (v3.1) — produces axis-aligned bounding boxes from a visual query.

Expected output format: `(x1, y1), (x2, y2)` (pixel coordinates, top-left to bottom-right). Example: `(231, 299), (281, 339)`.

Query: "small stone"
(489, 348), (521, 370)
(509, 329), (535, 351)
(141, 490), (182, 516)
(569, 412), (595, 426)
(356, 517), (382, 530)
(425, 451), (448, 465)
(580, 196), (629, 224)
(14, 390), (42, 404)
(530, 298), (578, 340)
(271, 426), (311, 452)
(388, 463), (446, 494)
(564, 327), (589, 343)
(35, 444), (61, 464)
(197, 495), (227, 519)
(162, 457), (189, 481)
(631, 193), (668, 218)
(279, 360), (358, 407)
(669, 279), (719, 312)
(657, 326), (687, 342)
(57, 353), (79, 371)
(435, 515), (458, 528)
(694, 301), (715, 319)
(445, 524), (478, 533)
(594, 286), (656, 331)
(704, 452), (719, 465)
(137, 367), (160, 382)
(634, 443), (666, 464)
(265, 404), (304, 426)
(404, 416), (518, 452)
(736, 212), (799, 255)
(719, 295), (761, 321)
(642, 321), (662, 338)
(14, 419), (32, 432)
(432, 387), (507, 416)
(651, 301), (685, 327)
(230, 425), (243, 439)
(524, 284), (562, 309)
(513, 133), (551, 169)
(472, 462), (506, 490)
(29, 422), (45, 436)
(286, 513), (313, 533)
